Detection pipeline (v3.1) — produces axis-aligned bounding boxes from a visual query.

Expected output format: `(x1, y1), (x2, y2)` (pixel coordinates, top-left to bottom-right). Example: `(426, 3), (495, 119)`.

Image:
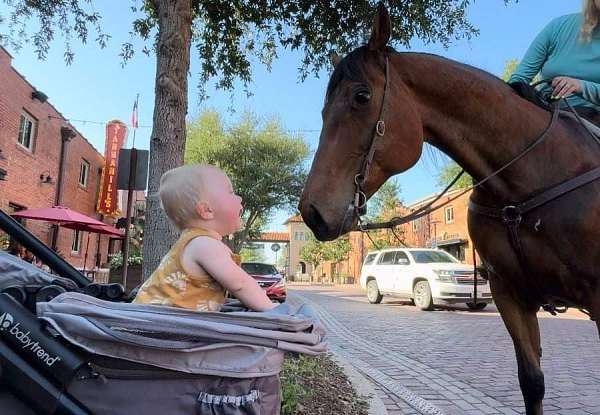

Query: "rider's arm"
(508, 18), (557, 85)
(581, 80), (600, 106)
(188, 237), (275, 311)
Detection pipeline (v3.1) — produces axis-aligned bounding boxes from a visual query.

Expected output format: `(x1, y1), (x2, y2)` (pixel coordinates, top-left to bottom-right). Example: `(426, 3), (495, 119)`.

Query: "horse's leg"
(491, 275), (544, 415)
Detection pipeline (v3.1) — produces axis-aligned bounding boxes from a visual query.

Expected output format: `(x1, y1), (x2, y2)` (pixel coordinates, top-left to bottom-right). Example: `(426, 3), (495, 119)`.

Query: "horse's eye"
(354, 90), (371, 105)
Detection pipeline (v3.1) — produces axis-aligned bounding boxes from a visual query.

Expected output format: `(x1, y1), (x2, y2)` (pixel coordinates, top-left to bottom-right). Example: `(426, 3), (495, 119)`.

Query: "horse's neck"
(397, 53), (598, 201)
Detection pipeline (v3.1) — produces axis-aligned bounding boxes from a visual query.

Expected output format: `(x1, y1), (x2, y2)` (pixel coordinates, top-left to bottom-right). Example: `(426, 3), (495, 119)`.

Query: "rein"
(349, 73), (568, 232)
(346, 67), (600, 316)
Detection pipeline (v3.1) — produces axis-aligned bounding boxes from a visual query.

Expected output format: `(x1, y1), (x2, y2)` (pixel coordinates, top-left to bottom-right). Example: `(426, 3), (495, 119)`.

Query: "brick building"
(400, 188), (476, 264)
(0, 46), (112, 269)
(316, 188), (477, 282)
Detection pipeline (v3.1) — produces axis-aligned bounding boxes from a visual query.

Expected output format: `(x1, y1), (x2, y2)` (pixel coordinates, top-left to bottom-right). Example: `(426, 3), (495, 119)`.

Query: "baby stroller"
(0, 210), (326, 414)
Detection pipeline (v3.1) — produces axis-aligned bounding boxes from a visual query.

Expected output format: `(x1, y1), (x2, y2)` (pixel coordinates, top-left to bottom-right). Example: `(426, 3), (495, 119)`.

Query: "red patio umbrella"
(62, 222), (124, 274)
(62, 222), (124, 237)
(11, 205), (107, 226)
(11, 206), (119, 274)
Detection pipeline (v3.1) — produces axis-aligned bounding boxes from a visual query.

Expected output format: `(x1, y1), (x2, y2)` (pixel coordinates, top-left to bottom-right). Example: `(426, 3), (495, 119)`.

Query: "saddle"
(508, 80), (553, 112)
(509, 80), (600, 139)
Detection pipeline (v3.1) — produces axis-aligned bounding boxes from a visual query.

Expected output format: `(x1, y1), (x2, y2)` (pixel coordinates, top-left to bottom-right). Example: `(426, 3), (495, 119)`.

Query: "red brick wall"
(0, 46), (111, 269)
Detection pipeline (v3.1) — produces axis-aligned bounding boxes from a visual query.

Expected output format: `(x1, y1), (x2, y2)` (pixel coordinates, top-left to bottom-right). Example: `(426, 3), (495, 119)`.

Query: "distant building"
(283, 214), (314, 279)
(0, 46), (113, 268)
(400, 188), (476, 264)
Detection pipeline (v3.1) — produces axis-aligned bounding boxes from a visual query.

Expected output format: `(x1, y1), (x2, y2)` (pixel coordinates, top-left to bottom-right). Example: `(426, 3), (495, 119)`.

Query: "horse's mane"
(327, 46), (512, 98)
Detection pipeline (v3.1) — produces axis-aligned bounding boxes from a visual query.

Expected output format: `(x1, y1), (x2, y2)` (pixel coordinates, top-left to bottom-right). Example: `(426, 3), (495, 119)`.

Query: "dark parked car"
(241, 262), (286, 302)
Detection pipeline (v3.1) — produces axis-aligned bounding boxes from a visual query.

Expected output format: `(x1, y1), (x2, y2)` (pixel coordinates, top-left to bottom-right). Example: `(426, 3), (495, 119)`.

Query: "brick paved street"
(289, 285), (600, 415)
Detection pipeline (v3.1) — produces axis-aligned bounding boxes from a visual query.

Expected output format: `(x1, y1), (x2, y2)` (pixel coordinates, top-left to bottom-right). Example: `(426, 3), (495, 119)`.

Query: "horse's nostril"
(306, 203), (328, 238)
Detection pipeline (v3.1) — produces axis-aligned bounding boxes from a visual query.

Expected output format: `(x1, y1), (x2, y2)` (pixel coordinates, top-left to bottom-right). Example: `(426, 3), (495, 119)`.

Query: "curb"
(329, 352), (388, 415)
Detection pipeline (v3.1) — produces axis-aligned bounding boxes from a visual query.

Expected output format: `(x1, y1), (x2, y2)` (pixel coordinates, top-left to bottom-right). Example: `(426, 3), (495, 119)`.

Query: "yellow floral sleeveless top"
(133, 228), (240, 311)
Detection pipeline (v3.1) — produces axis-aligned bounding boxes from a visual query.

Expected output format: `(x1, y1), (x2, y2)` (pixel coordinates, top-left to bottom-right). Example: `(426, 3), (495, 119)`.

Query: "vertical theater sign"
(97, 120), (127, 216)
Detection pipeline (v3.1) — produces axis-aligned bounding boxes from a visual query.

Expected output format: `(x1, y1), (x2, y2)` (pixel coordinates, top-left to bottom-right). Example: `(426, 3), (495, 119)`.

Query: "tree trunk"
(142, 0), (192, 279)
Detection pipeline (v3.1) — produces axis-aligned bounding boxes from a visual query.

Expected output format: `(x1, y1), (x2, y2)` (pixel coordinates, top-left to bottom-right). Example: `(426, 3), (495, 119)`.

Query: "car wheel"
(366, 279), (383, 304)
(413, 281), (434, 311)
(466, 302), (487, 311)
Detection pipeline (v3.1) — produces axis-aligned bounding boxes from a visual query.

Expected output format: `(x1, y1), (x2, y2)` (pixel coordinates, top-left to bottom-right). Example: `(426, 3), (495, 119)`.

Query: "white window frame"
(71, 230), (81, 253)
(79, 159), (90, 187)
(445, 206), (454, 224)
(17, 112), (36, 151)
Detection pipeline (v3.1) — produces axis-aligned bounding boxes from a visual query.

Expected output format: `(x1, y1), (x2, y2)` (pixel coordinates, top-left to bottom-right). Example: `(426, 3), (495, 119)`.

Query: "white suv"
(359, 248), (493, 311)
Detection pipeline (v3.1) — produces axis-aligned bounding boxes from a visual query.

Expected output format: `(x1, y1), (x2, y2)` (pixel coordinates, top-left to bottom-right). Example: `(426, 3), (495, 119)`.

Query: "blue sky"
(1, 0), (582, 240)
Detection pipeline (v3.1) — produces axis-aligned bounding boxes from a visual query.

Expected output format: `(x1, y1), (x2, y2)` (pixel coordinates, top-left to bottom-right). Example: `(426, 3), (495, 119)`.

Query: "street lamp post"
(430, 220), (441, 248)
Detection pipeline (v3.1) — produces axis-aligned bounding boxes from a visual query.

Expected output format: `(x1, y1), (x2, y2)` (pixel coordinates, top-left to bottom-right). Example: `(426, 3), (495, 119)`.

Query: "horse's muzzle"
(300, 203), (342, 241)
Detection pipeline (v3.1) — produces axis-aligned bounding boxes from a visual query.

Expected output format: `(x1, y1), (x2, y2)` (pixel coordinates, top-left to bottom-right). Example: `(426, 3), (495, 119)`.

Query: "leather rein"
(346, 58), (600, 315)
(350, 60), (600, 242)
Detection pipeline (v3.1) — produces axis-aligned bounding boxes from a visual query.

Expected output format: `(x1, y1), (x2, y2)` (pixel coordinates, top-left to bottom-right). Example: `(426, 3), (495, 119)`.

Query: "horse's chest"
(470, 215), (596, 306)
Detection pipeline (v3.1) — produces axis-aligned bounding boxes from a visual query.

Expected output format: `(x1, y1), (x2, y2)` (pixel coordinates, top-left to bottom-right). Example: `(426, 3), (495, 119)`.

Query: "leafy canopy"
(0, 1), (491, 96)
(185, 109), (309, 253)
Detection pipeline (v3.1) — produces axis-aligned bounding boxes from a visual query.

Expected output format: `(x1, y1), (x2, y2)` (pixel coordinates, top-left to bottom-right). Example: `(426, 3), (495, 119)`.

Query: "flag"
(130, 96), (138, 129)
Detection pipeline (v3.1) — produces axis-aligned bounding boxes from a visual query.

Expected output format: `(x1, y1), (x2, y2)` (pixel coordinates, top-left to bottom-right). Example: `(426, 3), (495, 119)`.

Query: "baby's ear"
(195, 201), (214, 220)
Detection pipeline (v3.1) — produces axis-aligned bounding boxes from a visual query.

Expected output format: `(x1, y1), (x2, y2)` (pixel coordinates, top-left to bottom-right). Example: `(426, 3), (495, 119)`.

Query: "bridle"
(337, 54), (390, 237)
(344, 55), (600, 237)
(341, 53), (600, 315)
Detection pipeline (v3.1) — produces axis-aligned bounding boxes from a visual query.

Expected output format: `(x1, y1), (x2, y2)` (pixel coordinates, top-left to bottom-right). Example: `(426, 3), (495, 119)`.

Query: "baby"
(133, 164), (275, 311)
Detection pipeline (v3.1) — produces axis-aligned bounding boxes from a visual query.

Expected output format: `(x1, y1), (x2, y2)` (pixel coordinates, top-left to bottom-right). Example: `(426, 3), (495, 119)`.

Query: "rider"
(508, 0), (600, 126)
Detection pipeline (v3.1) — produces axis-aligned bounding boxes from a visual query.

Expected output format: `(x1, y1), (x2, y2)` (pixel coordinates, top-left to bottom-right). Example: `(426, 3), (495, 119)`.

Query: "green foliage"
(185, 110), (309, 253)
(436, 161), (473, 190)
(500, 58), (519, 82)
(0, 1), (494, 97)
(365, 179), (406, 249)
(280, 355), (318, 415)
(368, 179), (401, 221)
(240, 244), (267, 263)
(0, 232), (9, 251)
(300, 234), (350, 276)
(299, 236), (326, 269)
(108, 252), (143, 270)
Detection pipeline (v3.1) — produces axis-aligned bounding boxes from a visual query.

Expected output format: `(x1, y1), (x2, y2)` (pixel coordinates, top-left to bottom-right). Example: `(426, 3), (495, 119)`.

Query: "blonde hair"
(158, 164), (221, 229)
(580, 0), (599, 42)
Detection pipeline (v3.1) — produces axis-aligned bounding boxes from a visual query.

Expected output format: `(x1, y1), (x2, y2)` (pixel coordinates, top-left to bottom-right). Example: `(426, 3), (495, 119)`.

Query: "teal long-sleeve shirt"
(509, 13), (600, 110)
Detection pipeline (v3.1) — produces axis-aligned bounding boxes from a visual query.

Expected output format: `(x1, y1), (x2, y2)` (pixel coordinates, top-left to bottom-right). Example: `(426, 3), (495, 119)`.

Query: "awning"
(436, 238), (468, 247)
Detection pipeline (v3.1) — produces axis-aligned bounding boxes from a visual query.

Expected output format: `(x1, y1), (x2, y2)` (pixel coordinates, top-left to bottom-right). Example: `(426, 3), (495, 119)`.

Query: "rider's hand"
(551, 76), (582, 99)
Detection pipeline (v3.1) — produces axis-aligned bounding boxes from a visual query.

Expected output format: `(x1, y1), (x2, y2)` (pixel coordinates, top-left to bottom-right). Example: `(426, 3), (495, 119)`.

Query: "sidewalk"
(290, 286), (600, 414)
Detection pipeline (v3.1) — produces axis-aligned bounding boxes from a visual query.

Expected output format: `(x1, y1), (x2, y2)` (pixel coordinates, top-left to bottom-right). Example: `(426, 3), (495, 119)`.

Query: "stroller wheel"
(35, 285), (66, 303)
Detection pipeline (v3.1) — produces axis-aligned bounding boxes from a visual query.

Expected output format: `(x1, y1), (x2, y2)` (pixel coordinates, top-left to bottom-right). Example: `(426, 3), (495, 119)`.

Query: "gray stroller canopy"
(38, 292), (327, 378)
(0, 250), (77, 291)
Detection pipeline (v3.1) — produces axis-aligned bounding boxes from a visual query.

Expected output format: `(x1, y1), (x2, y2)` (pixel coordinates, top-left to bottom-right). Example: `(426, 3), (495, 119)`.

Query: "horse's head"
(300, 4), (424, 241)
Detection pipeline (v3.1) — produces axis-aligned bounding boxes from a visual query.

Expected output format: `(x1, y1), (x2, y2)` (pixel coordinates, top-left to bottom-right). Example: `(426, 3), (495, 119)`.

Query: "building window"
(72, 230), (81, 253)
(294, 231), (299, 240)
(412, 221), (418, 232)
(445, 206), (454, 224)
(17, 112), (36, 151)
(79, 159), (90, 187)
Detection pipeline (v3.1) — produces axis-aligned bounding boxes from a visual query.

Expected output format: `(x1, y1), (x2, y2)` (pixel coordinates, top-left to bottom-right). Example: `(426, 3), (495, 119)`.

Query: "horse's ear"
(368, 2), (391, 52)
(329, 51), (342, 68)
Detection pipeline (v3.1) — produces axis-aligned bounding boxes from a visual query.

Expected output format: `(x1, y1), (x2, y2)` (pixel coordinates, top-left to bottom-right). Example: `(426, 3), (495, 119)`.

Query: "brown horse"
(299, 4), (600, 415)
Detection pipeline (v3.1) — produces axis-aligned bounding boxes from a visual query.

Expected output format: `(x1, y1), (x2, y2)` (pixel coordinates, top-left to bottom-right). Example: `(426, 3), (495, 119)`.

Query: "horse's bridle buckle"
(376, 120), (385, 136)
(502, 205), (522, 224)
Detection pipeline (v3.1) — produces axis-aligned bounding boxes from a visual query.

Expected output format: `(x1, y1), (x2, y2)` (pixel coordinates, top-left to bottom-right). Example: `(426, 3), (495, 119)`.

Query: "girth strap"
(468, 165), (600, 222)
(469, 165), (600, 309)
